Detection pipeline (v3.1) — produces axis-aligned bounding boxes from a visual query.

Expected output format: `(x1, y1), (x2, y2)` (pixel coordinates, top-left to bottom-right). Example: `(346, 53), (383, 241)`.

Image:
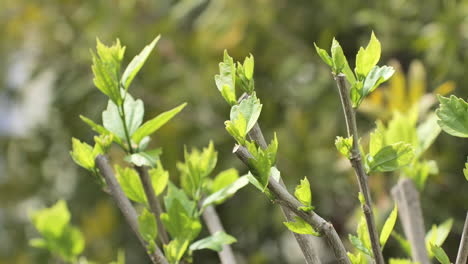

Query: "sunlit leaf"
(380, 204), (398, 248)
(189, 231), (236, 252)
(436, 95), (468, 138)
(355, 31), (381, 79)
(283, 216), (320, 236)
(138, 208), (157, 242)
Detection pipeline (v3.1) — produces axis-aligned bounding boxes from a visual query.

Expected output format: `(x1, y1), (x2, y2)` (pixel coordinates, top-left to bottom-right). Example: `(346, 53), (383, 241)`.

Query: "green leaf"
(215, 50), (237, 105)
(369, 126), (384, 156)
(356, 215), (372, 255)
(125, 148), (162, 168)
(436, 95), (468, 138)
(347, 252), (367, 264)
(210, 169), (239, 193)
(430, 244), (451, 264)
(230, 95), (262, 135)
(164, 239), (190, 263)
(426, 218), (453, 256)
(355, 32), (381, 79)
(149, 161), (169, 195)
(416, 113), (442, 156)
(132, 102), (187, 145)
(164, 183), (197, 217)
(115, 165), (146, 203)
(335, 136), (353, 159)
(161, 198), (201, 241)
(244, 141), (273, 190)
(121, 36), (160, 90)
(70, 138), (95, 171)
(283, 216), (320, 236)
(294, 177), (312, 207)
(314, 43), (333, 67)
(331, 38), (347, 74)
(403, 159), (438, 190)
(243, 54), (254, 81)
(138, 208), (158, 242)
(464, 158), (468, 181)
(201, 176), (249, 211)
(380, 204), (398, 248)
(368, 142), (414, 172)
(389, 259), (418, 264)
(91, 39), (125, 105)
(102, 94), (144, 141)
(225, 115), (247, 145)
(32, 200), (71, 238)
(392, 232), (412, 257)
(189, 231), (236, 252)
(349, 234), (373, 256)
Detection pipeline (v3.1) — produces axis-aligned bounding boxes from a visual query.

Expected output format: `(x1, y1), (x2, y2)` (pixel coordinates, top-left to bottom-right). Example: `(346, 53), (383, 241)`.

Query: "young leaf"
(358, 65), (394, 106)
(102, 95), (144, 141)
(283, 216), (320, 236)
(368, 142), (414, 172)
(369, 126), (384, 156)
(356, 215), (372, 255)
(131, 103), (187, 145)
(416, 113), (442, 156)
(331, 38), (347, 74)
(436, 95), (468, 138)
(161, 198), (201, 241)
(164, 239), (190, 264)
(91, 39), (125, 105)
(389, 259), (418, 264)
(464, 157), (468, 181)
(138, 208), (158, 242)
(210, 168), (239, 193)
(314, 43), (333, 67)
(121, 36), (160, 90)
(164, 183), (197, 218)
(347, 252), (367, 264)
(149, 161), (169, 195)
(115, 165), (146, 203)
(189, 231), (236, 252)
(70, 138), (95, 171)
(425, 218), (453, 255)
(230, 95), (262, 135)
(355, 32), (381, 79)
(349, 234), (373, 256)
(380, 204), (398, 248)
(125, 148), (162, 168)
(335, 136), (353, 158)
(245, 141), (273, 190)
(294, 177), (312, 208)
(215, 50), (237, 106)
(430, 244), (451, 264)
(200, 176), (249, 211)
(243, 54), (254, 81)
(392, 232), (412, 257)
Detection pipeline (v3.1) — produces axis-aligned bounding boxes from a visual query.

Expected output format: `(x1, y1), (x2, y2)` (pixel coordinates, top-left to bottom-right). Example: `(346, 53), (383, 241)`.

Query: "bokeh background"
(1, 0), (468, 263)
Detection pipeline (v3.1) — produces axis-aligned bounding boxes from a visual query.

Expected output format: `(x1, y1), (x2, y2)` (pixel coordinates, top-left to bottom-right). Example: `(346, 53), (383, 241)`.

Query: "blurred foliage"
(1, 0), (467, 263)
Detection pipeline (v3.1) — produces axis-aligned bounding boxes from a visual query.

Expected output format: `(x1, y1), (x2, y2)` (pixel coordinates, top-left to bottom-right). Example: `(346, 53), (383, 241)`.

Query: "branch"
(201, 204), (237, 264)
(95, 155), (168, 264)
(456, 211), (468, 264)
(334, 74), (384, 264)
(233, 145), (349, 264)
(391, 178), (429, 264)
(241, 100), (320, 264)
(135, 166), (170, 245)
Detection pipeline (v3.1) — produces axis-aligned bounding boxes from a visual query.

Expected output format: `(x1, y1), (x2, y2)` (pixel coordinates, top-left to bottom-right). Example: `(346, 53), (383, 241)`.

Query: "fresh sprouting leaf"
(349, 234), (373, 256)
(430, 244), (451, 264)
(243, 54), (254, 81)
(351, 65), (395, 107)
(132, 103), (187, 145)
(115, 165), (146, 203)
(294, 177), (312, 209)
(244, 141), (274, 190)
(215, 50), (237, 106)
(102, 94), (144, 141)
(161, 198), (201, 241)
(230, 94), (262, 136)
(225, 114), (247, 145)
(355, 32), (381, 79)
(335, 136), (353, 158)
(125, 148), (162, 167)
(416, 114), (442, 156)
(356, 215), (372, 256)
(91, 39), (125, 105)
(314, 43), (333, 67)
(164, 239), (190, 264)
(464, 157), (468, 181)
(389, 259), (418, 264)
(385, 112), (418, 147)
(331, 38), (347, 74)
(138, 208), (158, 242)
(380, 204), (398, 248)
(200, 176), (249, 211)
(426, 218), (453, 256)
(121, 36), (160, 90)
(347, 252), (367, 264)
(369, 126), (384, 156)
(30, 200), (85, 262)
(403, 159), (438, 190)
(164, 183), (197, 218)
(149, 161), (169, 195)
(189, 231), (236, 252)
(70, 138), (95, 171)
(283, 216), (320, 236)
(392, 232), (412, 257)
(210, 168), (239, 193)
(436, 95), (468, 138)
(93, 134), (113, 156)
(367, 142), (414, 172)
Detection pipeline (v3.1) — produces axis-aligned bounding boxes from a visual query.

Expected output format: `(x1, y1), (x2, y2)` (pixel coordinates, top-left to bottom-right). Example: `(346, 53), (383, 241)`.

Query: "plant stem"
(233, 145), (350, 264)
(135, 166), (170, 245)
(456, 211), (468, 264)
(201, 204), (237, 264)
(391, 178), (429, 264)
(239, 93), (320, 264)
(334, 73), (384, 264)
(119, 103), (135, 154)
(95, 155), (168, 264)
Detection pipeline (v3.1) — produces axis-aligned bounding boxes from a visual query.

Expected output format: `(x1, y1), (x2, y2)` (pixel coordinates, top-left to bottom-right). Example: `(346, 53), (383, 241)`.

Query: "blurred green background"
(1, 0), (467, 263)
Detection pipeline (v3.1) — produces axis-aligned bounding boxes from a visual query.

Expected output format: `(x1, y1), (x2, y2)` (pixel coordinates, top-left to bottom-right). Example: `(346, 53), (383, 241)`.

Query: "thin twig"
(241, 94), (321, 264)
(334, 73), (384, 264)
(201, 204), (237, 264)
(456, 211), (468, 264)
(95, 155), (168, 264)
(233, 145), (350, 264)
(391, 178), (429, 264)
(135, 166), (170, 245)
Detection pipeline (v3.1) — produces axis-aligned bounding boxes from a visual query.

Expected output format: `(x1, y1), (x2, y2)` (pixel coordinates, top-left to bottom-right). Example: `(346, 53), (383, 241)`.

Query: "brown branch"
(334, 74), (384, 264)
(391, 178), (429, 264)
(134, 166), (170, 245)
(456, 211), (468, 264)
(201, 204), (237, 264)
(95, 155), (168, 264)
(233, 145), (349, 264)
